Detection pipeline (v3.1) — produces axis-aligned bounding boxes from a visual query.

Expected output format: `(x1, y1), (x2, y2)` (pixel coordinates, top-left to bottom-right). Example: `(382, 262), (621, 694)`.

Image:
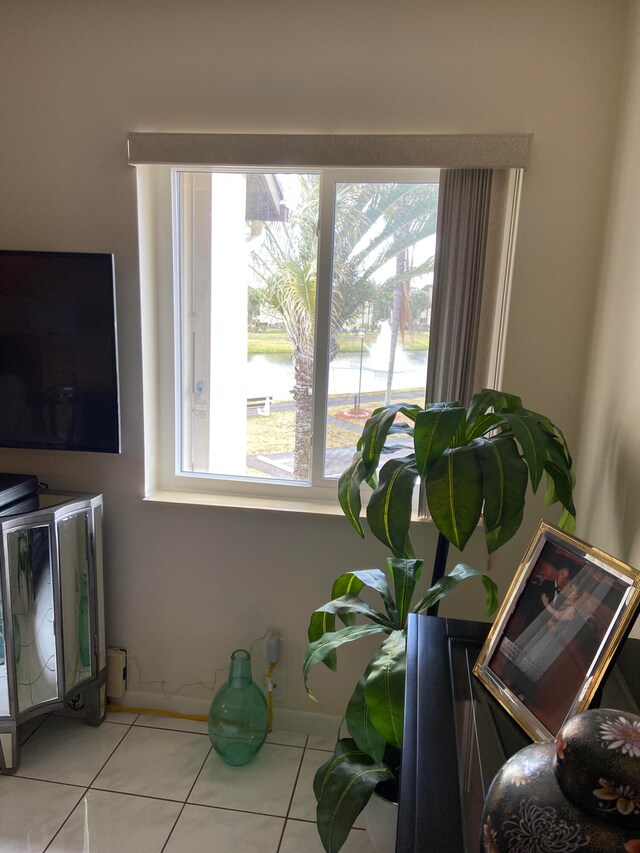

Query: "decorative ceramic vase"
(208, 649), (268, 766)
(481, 707), (640, 852)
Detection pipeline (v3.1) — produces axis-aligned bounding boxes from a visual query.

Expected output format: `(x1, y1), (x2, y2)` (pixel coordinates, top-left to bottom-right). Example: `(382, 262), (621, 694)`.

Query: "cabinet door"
(8, 525), (59, 713)
(58, 510), (92, 692)
(0, 575), (7, 716)
(91, 498), (106, 672)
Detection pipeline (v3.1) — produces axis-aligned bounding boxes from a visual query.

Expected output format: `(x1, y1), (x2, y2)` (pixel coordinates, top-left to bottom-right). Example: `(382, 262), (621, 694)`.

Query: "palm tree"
(251, 177), (438, 480)
(385, 250), (410, 405)
(251, 177), (320, 479)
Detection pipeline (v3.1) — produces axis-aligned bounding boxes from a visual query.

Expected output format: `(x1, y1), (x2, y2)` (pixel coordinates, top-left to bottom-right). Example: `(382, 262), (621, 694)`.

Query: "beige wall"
(575, 2), (640, 637)
(0, 0), (628, 714)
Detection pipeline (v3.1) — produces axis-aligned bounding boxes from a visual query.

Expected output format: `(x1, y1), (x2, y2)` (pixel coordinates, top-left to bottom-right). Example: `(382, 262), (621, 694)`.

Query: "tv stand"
(0, 490), (107, 773)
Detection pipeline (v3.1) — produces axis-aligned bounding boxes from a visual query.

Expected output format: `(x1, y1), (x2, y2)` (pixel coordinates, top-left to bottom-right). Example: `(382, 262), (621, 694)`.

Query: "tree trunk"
(385, 250), (408, 405)
(292, 347), (314, 480)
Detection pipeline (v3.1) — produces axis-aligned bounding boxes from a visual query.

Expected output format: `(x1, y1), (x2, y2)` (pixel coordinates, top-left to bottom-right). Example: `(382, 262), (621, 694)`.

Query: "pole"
(356, 329), (365, 410)
(426, 532), (450, 617)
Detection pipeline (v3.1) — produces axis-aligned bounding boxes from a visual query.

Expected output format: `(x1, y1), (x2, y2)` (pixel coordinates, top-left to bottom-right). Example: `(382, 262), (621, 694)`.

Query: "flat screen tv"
(0, 250), (120, 453)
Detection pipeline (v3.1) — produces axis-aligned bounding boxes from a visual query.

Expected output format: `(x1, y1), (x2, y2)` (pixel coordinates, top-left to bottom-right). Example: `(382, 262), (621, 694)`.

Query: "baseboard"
(116, 690), (341, 738)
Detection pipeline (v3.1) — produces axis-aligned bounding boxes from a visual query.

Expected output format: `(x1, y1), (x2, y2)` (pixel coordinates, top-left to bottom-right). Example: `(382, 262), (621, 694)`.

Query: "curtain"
(419, 168), (494, 520)
(425, 168), (494, 407)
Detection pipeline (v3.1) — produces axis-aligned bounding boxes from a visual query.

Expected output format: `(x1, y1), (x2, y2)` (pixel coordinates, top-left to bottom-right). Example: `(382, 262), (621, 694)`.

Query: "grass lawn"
(246, 409), (358, 455)
(246, 411), (295, 455)
(248, 329), (429, 355)
(248, 330), (294, 355)
(246, 395), (425, 458)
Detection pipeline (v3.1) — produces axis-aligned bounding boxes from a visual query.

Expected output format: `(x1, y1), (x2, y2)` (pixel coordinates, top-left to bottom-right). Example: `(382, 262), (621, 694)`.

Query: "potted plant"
(303, 389), (576, 853)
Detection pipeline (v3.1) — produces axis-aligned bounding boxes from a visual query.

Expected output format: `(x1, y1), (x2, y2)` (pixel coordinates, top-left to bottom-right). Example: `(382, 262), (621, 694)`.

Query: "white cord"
(126, 629), (272, 699)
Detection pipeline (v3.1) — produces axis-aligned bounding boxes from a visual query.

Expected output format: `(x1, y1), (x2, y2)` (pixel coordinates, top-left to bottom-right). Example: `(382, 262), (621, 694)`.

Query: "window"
(131, 134), (529, 508)
(177, 167), (438, 485)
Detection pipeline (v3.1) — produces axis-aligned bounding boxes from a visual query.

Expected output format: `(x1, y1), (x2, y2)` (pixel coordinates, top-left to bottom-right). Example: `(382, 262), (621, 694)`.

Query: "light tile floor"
(1, 711), (375, 852)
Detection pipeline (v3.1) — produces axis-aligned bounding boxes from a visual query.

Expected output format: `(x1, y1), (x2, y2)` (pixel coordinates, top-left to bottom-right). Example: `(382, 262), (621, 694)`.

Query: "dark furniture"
(397, 614), (640, 852)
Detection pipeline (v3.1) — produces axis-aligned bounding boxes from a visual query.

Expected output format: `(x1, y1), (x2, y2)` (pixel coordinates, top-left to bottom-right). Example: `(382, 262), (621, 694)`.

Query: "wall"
(576, 1), (640, 637)
(0, 0), (628, 715)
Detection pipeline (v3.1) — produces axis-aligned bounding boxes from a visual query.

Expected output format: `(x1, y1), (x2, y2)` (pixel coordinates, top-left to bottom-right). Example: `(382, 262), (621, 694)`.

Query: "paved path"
(247, 391), (417, 479)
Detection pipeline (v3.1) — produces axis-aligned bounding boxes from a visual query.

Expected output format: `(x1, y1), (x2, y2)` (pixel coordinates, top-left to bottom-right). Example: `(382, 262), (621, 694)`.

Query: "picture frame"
(473, 521), (640, 742)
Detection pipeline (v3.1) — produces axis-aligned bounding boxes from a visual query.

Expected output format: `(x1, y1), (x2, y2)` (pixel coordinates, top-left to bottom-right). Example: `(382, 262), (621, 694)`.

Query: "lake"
(247, 348), (428, 402)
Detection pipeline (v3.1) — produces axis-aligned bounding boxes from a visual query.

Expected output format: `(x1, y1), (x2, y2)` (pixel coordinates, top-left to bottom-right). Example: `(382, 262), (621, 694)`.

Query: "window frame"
(131, 134), (529, 510)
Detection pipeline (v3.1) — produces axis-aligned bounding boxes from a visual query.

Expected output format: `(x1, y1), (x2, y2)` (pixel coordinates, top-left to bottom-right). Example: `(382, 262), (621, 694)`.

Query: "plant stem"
(427, 533), (450, 616)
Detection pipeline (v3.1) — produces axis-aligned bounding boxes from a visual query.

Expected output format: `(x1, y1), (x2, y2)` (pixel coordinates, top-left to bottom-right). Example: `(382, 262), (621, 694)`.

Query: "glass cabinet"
(0, 491), (106, 773)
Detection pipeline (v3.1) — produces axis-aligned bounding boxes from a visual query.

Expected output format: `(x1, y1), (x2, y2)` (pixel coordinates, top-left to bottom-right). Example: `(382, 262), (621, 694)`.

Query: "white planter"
(363, 790), (398, 853)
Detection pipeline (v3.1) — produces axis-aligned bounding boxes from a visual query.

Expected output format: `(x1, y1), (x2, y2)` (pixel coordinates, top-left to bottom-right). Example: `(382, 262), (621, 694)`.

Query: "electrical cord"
(107, 703), (208, 722)
(267, 661), (275, 732)
(107, 629), (278, 725)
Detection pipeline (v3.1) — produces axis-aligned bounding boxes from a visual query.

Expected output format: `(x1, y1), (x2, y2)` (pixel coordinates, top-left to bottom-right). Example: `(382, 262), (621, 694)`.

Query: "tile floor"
(1, 710), (375, 852)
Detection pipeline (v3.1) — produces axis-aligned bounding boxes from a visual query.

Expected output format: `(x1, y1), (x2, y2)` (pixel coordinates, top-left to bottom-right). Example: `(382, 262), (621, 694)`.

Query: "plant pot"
(363, 790), (398, 853)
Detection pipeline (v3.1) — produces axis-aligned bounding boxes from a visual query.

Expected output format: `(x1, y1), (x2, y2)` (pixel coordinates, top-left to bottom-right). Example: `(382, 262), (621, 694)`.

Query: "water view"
(247, 322), (428, 403)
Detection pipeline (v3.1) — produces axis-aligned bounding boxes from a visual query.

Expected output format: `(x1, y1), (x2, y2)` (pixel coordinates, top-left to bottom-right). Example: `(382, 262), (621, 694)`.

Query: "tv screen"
(0, 250), (120, 453)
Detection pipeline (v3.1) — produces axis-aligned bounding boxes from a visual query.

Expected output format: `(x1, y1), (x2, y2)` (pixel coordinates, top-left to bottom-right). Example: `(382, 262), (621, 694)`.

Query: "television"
(0, 250), (120, 453)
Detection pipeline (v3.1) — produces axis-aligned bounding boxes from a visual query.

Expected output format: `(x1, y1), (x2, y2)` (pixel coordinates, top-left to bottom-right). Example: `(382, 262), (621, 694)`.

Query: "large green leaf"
(484, 505), (524, 553)
(413, 405), (465, 479)
(465, 413), (504, 441)
(314, 739), (393, 853)
(316, 595), (393, 630)
(387, 558), (423, 627)
(304, 624), (388, 699)
(345, 677), (386, 763)
(543, 428), (576, 514)
(366, 457), (418, 557)
(499, 411), (548, 492)
(545, 433), (575, 479)
(558, 506), (577, 532)
(358, 404), (413, 478)
(465, 388), (522, 429)
(477, 436), (528, 532)
(531, 410), (574, 469)
(425, 445), (483, 551)
(348, 569), (399, 626)
(364, 631), (406, 748)
(331, 572), (366, 627)
(463, 388), (496, 426)
(544, 465), (557, 507)
(413, 563), (499, 617)
(308, 572), (367, 667)
(331, 573), (367, 599)
(492, 390), (524, 412)
(547, 435), (572, 472)
(308, 611), (337, 671)
(338, 455), (367, 538)
(544, 460), (576, 516)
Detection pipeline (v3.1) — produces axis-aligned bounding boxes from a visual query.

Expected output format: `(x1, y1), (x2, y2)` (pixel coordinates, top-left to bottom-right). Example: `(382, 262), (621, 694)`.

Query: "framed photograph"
(473, 521), (640, 741)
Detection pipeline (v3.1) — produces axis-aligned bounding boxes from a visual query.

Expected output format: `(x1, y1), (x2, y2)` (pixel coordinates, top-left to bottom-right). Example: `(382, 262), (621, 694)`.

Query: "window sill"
(144, 488), (429, 525)
(144, 488), (346, 517)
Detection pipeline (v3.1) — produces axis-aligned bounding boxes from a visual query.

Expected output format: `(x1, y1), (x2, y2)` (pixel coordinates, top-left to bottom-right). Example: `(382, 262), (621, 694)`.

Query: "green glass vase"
(208, 648), (268, 766)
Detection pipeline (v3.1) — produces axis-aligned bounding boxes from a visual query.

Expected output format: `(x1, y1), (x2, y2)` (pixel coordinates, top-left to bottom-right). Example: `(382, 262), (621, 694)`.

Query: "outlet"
(107, 647), (127, 699)
(265, 632), (286, 668)
(263, 667), (287, 701)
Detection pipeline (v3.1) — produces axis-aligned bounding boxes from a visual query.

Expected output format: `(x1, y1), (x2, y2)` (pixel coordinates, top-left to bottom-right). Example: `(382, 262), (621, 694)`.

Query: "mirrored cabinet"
(0, 491), (106, 773)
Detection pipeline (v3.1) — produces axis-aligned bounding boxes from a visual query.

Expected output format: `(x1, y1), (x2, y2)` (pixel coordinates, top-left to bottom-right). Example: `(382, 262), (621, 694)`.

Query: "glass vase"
(208, 648), (268, 766)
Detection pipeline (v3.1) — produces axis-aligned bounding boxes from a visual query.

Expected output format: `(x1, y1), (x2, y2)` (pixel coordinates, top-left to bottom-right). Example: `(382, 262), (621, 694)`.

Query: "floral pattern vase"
(481, 708), (640, 852)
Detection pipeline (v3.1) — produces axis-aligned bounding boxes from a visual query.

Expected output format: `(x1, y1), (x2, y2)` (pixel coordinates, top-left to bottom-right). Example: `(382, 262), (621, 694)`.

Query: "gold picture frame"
(473, 521), (640, 741)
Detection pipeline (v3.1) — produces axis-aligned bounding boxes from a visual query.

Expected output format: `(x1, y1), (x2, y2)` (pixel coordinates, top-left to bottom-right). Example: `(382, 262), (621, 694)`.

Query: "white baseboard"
(116, 690), (341, 738)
